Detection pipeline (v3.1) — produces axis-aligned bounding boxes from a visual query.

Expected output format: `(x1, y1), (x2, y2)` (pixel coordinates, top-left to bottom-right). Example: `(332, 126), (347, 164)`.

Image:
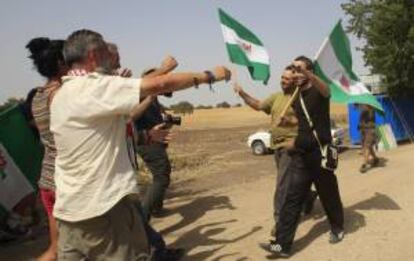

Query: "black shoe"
(303, 190), (318, 215)
(259, 240), (290, 258)
(329, 230), (344, 244)
(359, 163), (370, 173)
(153, 248), (185, 261)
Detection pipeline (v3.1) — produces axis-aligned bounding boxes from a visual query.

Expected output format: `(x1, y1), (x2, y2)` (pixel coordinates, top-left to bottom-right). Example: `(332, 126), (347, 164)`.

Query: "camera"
(162, 114), (181, 128)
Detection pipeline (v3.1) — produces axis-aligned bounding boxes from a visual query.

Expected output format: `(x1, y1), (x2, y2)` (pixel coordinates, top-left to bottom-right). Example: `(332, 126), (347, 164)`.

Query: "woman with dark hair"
(26, 37), (67, 261)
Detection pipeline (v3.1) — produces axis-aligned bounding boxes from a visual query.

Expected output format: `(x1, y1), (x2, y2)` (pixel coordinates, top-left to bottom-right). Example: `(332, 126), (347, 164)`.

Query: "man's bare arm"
(129, 96), (155, 121)
(304, 70), (330, 97)
(293, 60), (330, 97)
(233, 83), (261, 111)
(139, 66), (231, 98)
(143, 56), (178, 78)
(129, 56), (178, 120)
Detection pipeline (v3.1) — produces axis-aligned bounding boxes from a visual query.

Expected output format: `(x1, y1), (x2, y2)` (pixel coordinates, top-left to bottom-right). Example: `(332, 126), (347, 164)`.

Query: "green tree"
(170, 101), (194, 115)
(342, 0), (414, 96)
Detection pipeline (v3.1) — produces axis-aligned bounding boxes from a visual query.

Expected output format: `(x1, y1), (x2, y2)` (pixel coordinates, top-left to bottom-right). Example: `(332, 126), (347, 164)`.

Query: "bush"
(216, 101), (231, 108)
(170, 101), (194, 115)
(196, 104), (213, 110)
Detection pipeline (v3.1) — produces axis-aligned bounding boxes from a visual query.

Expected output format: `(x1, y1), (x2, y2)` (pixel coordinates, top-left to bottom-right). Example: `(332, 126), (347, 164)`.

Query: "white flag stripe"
(221, 24), (270, 65)
(0, 144), (34, 210)
(317, 39), (370, 95)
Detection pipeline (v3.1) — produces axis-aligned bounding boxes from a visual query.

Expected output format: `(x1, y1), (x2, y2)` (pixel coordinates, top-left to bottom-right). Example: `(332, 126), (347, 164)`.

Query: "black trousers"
(273, 149), (318, 227)
(276, 150), (344, 251)
(137, 143), (171, 219)
(273, 148), (293, 222)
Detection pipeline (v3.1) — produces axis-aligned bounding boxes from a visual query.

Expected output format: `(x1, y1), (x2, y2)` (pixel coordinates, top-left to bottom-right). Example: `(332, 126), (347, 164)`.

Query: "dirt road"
(1, 121), (413, 260)
(151, 126), (414, 261)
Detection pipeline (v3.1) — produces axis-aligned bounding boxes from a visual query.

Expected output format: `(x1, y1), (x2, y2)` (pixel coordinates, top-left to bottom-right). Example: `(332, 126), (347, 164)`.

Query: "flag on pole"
(0, 105), (42, 216)
(314, 21), (384, 112)
(218, 8), (270, 84)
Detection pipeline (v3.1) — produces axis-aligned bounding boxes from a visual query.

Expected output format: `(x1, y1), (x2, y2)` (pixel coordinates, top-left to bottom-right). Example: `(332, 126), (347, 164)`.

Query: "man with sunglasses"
(234, 65), (317, 241)
(261, 56), (344, 258)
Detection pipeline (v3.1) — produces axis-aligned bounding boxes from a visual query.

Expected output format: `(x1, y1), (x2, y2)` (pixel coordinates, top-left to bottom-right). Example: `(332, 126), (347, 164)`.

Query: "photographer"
(50, 29), (231, 260)
(262, 56), (344, 258)
(134, 67), (178, 220)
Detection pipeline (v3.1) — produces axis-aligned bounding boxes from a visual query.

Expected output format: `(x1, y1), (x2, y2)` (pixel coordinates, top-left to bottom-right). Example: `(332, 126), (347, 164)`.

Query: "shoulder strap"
(299, 93), (324, 151)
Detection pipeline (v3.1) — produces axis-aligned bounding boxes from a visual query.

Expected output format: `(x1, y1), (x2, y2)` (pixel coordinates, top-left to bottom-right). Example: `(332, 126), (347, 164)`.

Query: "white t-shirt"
(50, 73), (141, 222)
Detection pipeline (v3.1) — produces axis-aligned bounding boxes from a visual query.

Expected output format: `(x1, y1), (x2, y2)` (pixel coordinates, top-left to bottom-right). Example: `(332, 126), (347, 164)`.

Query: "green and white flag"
(377, 124), (397, 151)
(0, 105), (42, 217)
(218, 8), (270, 84)
(314, 21), (384, 112)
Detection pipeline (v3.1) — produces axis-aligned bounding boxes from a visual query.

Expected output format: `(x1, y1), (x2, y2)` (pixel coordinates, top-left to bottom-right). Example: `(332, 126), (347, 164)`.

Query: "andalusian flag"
(0, 105), (42, 217)
(315, 21), (384, 112)
(218, 8), (270, 84)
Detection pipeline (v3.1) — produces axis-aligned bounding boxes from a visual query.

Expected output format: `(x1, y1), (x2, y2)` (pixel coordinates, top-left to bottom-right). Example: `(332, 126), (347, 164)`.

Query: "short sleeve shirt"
(50, 73), (141, 222)
(259, 93), (297, 149)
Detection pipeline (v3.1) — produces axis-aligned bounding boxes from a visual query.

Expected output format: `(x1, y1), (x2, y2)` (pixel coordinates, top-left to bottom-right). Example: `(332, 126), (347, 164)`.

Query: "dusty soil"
(1, 107), (413, 261)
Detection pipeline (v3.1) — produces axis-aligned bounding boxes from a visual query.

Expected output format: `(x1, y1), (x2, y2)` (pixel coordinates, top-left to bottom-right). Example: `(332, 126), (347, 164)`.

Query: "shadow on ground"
(292, 192), (400, 255)
(159, 192), (261, 261)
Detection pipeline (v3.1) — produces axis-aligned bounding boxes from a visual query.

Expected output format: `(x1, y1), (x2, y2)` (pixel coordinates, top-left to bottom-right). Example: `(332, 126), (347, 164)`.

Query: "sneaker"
(329, 230), (344, 244)
(259, 240), (290, 258)
(153, 247), (185, 261)
(359, 163), (370, 173)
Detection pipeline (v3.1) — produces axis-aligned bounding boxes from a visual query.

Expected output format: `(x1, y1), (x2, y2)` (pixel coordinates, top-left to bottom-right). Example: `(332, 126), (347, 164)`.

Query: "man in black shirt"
(261, 56), (344, 258)
(134, 68), (174, 220)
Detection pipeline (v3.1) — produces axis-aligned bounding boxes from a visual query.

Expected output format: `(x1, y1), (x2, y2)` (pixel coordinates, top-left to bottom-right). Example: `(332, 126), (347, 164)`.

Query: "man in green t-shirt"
(234, 66), (317, 236)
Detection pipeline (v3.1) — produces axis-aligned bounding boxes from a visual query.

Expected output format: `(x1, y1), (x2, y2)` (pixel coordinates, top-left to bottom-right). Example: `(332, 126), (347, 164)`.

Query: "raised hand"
(148, 123), (172, 144)
(160, 56), (178, 72)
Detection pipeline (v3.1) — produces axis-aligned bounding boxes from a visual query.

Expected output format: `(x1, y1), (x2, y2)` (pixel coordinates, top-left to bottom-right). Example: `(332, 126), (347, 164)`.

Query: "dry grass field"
(177, 104), (348, 130)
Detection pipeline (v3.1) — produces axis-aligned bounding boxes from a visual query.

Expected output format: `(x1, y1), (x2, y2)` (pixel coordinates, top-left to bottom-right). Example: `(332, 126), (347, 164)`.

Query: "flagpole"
(279, 86), (300, 118)
(314, 37), (329, 60)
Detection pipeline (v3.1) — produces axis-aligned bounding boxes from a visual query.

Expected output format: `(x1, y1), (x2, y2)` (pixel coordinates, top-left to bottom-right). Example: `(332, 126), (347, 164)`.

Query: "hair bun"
(26, 37), (51, 58)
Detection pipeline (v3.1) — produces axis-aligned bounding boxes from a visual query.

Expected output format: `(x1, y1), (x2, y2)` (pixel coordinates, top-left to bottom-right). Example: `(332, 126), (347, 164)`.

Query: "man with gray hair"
(50, 29), (231, 260)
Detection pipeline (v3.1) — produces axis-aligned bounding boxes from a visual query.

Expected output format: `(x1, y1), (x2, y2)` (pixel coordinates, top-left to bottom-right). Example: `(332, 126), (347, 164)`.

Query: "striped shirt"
(32, 82), (59, 191)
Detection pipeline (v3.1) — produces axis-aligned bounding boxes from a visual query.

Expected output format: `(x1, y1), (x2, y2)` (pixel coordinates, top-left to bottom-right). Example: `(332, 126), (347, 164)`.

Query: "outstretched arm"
(129, 96), (155, 121)
(233, 83), (261, 111)
(139, 66), (231, 98)
(129, 56), (178, 120)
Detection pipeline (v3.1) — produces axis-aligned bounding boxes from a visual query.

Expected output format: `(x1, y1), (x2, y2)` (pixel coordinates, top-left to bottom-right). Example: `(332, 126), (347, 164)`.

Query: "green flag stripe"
(218, 8), (263, 46)
(315, 62), (384, 112)
(226, 44), (270, 82)
(377, 126), (390, 150)
(328, 22), (359, 81)
(0, 105), (42, 188)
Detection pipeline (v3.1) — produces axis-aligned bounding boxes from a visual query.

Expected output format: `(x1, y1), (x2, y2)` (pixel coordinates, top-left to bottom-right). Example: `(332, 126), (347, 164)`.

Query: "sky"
(0, 0), (368, 106)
